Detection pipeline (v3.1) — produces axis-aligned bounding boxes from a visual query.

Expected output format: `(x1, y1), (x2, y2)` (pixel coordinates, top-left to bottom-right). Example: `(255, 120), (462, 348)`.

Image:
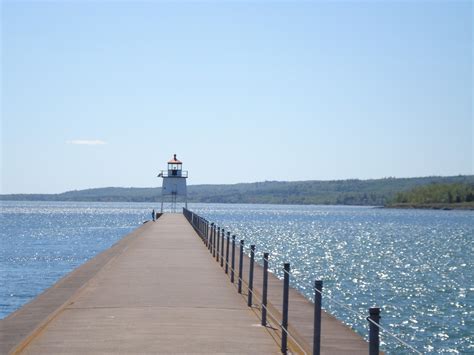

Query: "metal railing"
(183, 208), (422, 355)
(158, 170), (189, 178)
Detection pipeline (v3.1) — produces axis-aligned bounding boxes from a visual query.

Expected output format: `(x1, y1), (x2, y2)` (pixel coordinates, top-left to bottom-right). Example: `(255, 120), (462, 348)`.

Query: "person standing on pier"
(152, 209), (155, 222)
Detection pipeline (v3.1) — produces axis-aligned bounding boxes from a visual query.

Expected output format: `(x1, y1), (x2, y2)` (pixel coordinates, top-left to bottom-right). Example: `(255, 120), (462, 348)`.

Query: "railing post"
(313, 280), (323, 355)
(215, 227), (219, 258)
(247, 245), (255, 307)
(220, 229), (225, 267)
(238, 240), (244, 293)
(212, 225), (215, 252)
(281, 263), (290, 354)
(225, 232), (230, 274)
(214, 226), (217, 256)
(261, 252), (269, 326)
(210, 224), (214, 252)
(231, 235), (236, 283)
(210, 224), (213, 252)
(213, 225), (216, 254)
(209, 224), (212, 251)
(369, 307), (381, 355)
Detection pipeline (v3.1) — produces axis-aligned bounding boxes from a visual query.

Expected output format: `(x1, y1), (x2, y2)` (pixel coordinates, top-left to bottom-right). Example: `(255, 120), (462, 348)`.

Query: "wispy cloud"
(66, 140), (107, 145)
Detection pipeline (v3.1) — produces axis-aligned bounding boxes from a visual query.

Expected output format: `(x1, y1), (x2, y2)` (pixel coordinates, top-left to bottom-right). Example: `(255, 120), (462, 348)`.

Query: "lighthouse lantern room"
(158, 154), (188, 213)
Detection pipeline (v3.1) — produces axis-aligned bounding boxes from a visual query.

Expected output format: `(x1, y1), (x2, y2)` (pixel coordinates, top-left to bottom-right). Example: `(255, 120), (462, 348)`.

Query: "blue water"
(0, 201), (154, 318)
(1, 201), (472, 353)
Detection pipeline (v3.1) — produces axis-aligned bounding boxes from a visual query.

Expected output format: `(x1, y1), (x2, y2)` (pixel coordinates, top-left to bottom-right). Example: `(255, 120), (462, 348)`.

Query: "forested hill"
(388, 182), (474, 208)
(2, 175), (473, 206)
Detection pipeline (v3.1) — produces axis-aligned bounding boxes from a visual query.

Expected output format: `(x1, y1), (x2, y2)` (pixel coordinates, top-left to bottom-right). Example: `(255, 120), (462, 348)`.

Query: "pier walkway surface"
(2, 213), (371, 355)
(2, 214), (279, 354)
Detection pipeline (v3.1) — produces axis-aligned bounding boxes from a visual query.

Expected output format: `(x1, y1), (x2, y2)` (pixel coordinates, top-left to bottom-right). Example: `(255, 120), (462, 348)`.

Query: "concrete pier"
(1, 214), (279, 354)
(1, 212), (370, 354)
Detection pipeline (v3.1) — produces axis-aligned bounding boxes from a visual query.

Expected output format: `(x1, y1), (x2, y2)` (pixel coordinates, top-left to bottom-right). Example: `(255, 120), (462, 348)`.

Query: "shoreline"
(384, 202), (474, 211)
(2, 199), (474, 210)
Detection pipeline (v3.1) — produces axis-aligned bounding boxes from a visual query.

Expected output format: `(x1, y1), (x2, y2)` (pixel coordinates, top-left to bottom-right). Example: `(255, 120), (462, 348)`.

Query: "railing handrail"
(182, 207), (423, 354)
(158, 170), (188, 178)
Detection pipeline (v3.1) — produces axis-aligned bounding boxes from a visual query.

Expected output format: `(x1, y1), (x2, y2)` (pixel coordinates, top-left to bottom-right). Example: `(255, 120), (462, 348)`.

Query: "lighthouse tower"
(158, 154), (188, 213)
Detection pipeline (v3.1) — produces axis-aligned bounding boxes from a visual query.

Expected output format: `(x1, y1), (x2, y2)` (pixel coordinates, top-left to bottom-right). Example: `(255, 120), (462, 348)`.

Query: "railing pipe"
(207, 222), (214, 254)
(281, 263), (290, 354)
(248, 245), (255, 307)
(261, 252), (269, 326)
(369, 307), (381, 355)
(214, 225), (217, 254)
(208, 223), (212, 251)
(231, 235), (236, 283)
(225, 232), (230, 274)
(220, 229), (225, 267)
(313, 280), (323, 355)
(238, 240), (244, 293)
(213, 225), (216, 255)
(210, 224), (213, 251)
(215, 227), (219, 258)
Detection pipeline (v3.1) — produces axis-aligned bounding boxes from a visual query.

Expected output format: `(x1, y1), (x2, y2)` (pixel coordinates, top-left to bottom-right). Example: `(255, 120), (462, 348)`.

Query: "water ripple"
(193, 203), (474, 354)
(1, 202), (472, 353)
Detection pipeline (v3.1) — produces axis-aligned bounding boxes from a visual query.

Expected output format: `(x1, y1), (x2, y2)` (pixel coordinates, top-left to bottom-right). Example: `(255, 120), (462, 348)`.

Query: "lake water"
(1, 201), (472, 353)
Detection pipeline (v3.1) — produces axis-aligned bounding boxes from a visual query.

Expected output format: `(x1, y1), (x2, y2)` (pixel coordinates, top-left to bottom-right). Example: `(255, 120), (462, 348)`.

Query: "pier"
(1, 212), (371, 354)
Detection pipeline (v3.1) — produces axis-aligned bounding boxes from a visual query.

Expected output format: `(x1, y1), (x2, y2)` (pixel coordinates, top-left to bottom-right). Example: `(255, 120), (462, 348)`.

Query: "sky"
(1, 0), (472, 194)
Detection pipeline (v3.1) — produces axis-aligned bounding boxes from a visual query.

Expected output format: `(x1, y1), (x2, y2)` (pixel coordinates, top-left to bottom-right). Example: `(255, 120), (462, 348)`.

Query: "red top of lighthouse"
(167, 154), (182, 164)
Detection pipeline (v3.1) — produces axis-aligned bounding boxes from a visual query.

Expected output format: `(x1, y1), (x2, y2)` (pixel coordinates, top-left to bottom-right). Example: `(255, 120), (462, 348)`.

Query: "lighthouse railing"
(158, 170), (188, 178)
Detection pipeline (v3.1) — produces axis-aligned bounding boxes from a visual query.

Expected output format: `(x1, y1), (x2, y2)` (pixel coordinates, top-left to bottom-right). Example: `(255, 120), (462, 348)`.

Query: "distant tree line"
(2, 175), (474, 206)
(392, 183), (474, 205)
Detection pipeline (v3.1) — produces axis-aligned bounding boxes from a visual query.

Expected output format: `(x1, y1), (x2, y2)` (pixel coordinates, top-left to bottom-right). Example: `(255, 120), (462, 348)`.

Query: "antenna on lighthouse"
(158, 154), (188, 213)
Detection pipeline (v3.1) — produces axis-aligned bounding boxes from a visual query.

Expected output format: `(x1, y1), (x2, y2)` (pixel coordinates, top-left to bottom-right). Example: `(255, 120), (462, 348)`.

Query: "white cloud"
(67, 140), (107, 145)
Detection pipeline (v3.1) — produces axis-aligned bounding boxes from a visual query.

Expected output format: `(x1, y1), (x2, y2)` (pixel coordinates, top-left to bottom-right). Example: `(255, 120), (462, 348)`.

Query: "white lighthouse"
(158, 154), (188, 213)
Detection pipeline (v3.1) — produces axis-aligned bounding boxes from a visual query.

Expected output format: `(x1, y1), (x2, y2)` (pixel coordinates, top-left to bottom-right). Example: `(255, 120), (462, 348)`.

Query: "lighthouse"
(158, 154), (188, 213)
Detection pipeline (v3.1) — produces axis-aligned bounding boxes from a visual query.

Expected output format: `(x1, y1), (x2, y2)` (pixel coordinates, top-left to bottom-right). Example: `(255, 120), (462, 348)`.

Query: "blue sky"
(1, 0), (472, 194)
